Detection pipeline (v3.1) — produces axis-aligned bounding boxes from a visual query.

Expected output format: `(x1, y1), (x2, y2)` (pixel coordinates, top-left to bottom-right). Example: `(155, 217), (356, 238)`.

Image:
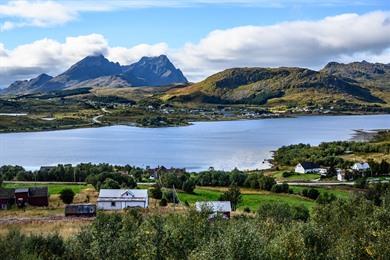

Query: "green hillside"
(163, 63), (390, 110)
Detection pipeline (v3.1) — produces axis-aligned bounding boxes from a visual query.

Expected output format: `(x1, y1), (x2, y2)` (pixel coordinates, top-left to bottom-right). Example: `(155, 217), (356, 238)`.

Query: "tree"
(316, 192), (337, 204)
(219, 183), (242, 211)
(100, 178), (120, 189)
(59, 189), (75, 204)
(150, 184), (163, 199)
(258, 175), (276, 191)
(182, 179), (196, 193)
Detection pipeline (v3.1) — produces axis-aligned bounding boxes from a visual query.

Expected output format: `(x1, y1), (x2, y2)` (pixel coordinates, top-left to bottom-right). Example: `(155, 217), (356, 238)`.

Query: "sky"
(0, 0), (390, 87)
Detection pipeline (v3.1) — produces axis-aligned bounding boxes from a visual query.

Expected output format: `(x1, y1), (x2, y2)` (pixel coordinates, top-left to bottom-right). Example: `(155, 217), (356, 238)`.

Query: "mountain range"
(163, 61), (390, 107)
(1, 54), (188, 95)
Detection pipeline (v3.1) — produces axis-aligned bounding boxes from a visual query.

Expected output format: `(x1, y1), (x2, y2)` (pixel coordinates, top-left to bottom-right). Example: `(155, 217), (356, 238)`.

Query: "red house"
(28, 187), (49, 207)
(0, 189), (15, 209)
(15, 188), (29, 207)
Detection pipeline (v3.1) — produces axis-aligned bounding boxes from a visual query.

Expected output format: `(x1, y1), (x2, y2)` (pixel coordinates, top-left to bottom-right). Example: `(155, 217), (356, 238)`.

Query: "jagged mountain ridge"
(1, 54), (188, 95)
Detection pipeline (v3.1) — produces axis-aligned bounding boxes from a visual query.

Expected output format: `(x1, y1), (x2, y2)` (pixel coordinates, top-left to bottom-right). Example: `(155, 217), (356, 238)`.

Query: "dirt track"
(0, 216), (94, 225)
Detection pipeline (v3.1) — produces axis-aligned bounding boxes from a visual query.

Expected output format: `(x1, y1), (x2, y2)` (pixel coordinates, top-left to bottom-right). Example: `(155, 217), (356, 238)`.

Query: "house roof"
(0, 188), (15, 199)
(195, 201), (232, 212)
(299, 162), (320, 169)
(29, 187), (48, 197)
(98, 189), (148, 199)
(15, 188), (29, 193)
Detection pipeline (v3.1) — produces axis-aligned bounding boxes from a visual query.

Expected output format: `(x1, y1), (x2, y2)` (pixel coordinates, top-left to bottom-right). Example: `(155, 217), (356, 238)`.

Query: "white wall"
(97, 200), (148, 210)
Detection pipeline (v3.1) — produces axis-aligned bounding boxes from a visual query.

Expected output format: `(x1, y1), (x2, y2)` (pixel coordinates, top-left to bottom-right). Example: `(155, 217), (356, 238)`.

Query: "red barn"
(15, 188), (29, 207)
(28, 187), (49, 207)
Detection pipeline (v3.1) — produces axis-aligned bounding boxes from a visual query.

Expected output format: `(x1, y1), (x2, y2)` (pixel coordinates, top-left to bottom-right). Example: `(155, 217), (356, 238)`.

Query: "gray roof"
(29, 187), (48, 197)
(15, 188), (29, 193)
(0, 188), (15, 199)
(195, 201), (232, 212)
(299, 162), (320, 169)
(98, 189), (148, 199)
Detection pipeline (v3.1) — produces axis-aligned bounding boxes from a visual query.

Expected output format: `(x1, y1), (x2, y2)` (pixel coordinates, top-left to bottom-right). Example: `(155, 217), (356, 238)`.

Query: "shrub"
(271, 183), (289, 193)
(243, 207), (251, 213)
(316, 192), (337, 204)
(257, 202), (309, 222)
(150, 185), (163, 199)
(282, 171), (293, 178)
(59, 188), (75, 204)
(258, 176), (276, 191)
(302, 188), (320, 200)
(100, 178), (120, 189)
(159, 198), (168, 207)
(219, 183), (242, 211)
(182, 179), (196, 193)
(163, 190), (179, 204)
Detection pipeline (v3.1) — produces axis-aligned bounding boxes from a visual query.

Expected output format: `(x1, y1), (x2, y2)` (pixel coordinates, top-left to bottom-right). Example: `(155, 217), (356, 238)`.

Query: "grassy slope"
(162, 67), (390, 109)
(176, 186), (351, 211)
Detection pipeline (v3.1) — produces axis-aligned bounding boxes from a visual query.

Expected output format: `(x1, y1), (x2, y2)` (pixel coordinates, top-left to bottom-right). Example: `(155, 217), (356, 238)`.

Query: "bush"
(243, 207), (251, 213)
(354, 178), (367, 189)
(302, 188), (320, 200)
(182, 179), (196, 193)
(282, 171), (293, 178)
(258, 176), (276, 191)
(159, 198), (168, 207)
(150, 185), (163, 199)
(163, 191), (179, 204)
(316, 192), (337, 204)
(257, 202), (309, 222)
(100, 178), (120, 189)
(271, 183), (289, 193)
(59, 188), (75, 204)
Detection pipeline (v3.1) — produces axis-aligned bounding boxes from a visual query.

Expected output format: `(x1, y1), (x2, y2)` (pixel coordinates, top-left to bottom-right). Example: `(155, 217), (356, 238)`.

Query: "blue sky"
(2, 1), (388, 48)
(0, 0), (390, 86)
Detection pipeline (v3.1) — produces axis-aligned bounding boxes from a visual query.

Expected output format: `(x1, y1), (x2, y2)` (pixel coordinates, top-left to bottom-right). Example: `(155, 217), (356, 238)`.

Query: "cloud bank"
(1, 11), (390, 86)
(0, 0), (378, 31)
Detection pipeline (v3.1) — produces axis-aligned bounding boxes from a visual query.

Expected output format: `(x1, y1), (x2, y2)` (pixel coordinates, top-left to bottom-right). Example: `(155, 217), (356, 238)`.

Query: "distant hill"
(163, 62), (390, 107)
(1, 55), (188, 95)
(321, 61), (390, 91)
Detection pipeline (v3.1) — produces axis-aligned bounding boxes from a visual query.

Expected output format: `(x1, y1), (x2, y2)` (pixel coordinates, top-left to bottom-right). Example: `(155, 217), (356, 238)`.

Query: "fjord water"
(1, 115), (389, 171)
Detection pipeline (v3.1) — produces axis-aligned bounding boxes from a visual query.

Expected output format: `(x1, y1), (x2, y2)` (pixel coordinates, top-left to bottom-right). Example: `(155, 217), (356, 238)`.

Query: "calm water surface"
(1, 115), (389, 171)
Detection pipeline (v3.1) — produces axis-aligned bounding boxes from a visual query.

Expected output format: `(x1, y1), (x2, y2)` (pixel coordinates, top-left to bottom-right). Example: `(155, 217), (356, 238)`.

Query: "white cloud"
(0, 0), (379, 31)
(173, 11), (390, 80)
(1, 11), (390, 86)
(0, 0), (76, 31)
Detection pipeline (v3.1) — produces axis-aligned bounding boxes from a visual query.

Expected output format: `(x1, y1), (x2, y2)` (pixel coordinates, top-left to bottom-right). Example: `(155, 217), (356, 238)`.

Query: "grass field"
(289, 186), (351, 199)
(2, 183), (92, 195)
(272, 172), (320, 181)
(177, 187), (318, 211)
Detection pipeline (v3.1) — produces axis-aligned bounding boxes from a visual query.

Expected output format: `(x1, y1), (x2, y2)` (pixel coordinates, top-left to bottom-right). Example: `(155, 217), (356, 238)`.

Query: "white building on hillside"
(97, 189), (148, 210)
(195, 201), (232, 219)
(295, 162), (322, 174)
(351, 162), (370, 172)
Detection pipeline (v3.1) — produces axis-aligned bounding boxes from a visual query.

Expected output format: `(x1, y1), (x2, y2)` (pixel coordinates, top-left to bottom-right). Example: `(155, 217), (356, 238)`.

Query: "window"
(111, 201), (116, 207)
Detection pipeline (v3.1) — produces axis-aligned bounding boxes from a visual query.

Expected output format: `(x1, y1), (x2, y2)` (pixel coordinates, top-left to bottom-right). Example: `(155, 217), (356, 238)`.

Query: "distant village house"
(97, 189), (148, 210)
(295, 162), (326, 174)
(351, 162), (370, 172)
(195, 201), (232, 220)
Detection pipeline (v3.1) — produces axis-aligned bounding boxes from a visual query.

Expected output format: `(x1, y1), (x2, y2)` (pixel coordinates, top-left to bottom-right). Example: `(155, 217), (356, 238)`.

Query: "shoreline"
(1, 112), (389, 134)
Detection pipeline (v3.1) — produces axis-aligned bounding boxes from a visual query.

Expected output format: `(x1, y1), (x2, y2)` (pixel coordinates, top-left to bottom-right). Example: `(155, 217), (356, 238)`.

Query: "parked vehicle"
(65, 204), (96, 217)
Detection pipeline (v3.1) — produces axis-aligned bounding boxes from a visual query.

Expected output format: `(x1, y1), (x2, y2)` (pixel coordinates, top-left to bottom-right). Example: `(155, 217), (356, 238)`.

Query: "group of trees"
(273, 136), (390, 169)
(2, 192), (390, 259)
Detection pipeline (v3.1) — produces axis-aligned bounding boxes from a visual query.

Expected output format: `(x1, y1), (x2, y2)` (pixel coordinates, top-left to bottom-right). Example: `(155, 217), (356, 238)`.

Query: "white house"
(195, 201), (232, 219)
(295, 162), (322, 174)
(337, 169), (346, 181)
(97, 189), (148, 210)
(351, 162), (370, 172)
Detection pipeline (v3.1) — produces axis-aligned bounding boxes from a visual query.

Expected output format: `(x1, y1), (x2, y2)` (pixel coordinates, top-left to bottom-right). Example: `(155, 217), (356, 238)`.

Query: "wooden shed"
(28, 187), (49, 206)
(0, 188), (15, 209)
